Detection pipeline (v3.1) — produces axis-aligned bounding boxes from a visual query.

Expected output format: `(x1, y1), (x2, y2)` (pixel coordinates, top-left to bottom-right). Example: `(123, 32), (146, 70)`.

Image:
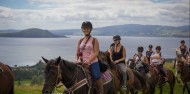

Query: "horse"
(127, 58), (175, 94)
(176, 49), (190, 94)
(42, 56), (115, 94)
(0, 62), (14, 94)
(98, 51), (150, 94)
(148, 64), (175, 94)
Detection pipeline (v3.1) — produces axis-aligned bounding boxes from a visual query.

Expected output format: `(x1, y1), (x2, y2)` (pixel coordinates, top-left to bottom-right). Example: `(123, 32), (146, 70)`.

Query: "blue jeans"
(90, 62), (101, 80)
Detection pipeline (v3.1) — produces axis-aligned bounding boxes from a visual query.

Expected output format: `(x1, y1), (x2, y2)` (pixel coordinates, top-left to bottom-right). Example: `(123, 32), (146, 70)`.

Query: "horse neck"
(60, 62), (85, 88)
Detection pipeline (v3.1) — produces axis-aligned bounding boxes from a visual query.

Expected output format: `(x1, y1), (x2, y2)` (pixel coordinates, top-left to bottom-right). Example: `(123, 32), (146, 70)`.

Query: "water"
(0, 36), (189, 66)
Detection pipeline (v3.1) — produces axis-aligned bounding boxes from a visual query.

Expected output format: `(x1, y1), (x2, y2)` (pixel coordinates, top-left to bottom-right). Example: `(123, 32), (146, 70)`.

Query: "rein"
(64, 66), (91, 94)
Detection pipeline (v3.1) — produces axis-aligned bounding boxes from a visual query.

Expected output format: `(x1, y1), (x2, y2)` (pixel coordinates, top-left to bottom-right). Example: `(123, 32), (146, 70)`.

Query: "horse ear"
(42, 57), (49, 63)
(56, 56), (61, 65)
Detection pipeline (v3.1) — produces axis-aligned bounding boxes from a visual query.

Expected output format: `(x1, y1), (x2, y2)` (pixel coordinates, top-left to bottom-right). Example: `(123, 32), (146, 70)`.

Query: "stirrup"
(121, 85), (127, 91)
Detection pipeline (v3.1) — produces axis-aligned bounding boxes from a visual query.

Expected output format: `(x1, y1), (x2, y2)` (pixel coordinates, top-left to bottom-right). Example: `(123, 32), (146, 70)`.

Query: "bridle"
(43, 63), (62, 93)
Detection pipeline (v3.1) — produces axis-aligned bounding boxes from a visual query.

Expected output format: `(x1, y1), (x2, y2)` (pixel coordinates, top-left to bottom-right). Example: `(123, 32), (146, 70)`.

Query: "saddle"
(81, 66), (112, 86)
(151, 65), (160, 75)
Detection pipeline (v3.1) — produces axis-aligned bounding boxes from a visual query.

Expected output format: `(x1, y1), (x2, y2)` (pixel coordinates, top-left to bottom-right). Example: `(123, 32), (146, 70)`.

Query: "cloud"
(0, 0), (189, 29)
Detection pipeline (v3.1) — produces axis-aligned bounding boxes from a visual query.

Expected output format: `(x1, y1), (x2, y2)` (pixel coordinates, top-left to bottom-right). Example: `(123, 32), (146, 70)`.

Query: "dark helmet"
(137, 46), (144, 52)
(180, 40), (185, 43)
(113, 35), (121, 40)
(156, 46), (161, 50)
(149, 45), (153, 48)
(81, 21), (93, 29)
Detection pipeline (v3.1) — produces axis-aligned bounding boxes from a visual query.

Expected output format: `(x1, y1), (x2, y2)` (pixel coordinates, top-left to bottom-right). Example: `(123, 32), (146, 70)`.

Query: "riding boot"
(96, 78), (104, 94)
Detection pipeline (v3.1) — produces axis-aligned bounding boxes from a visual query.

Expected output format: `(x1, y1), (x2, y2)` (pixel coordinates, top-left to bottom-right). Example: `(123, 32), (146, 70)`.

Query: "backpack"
(78, 37), (108, 72)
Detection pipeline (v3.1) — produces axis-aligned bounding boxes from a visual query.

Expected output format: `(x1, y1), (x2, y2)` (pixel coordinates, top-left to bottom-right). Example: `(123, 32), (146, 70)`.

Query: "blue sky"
(0, 0), (189, 30)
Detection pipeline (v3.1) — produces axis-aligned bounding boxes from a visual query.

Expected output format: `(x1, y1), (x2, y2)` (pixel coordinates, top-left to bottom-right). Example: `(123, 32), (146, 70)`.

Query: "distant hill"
(0, 24), (189, 37)
(0, 28), (66, 38)
(50, 24), (190, 37)
(0, 29), (19, 34)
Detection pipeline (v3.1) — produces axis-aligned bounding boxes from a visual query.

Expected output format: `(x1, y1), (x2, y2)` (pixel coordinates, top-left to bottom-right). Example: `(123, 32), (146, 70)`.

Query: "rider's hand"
(82, 61), (90, 69)
(83, 60), (90, 65)
(114, 60), (120, 64)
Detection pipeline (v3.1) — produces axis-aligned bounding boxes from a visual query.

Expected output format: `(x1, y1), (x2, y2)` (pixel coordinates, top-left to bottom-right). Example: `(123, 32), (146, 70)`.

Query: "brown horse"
(127, 58), (175, 94)
(0, 62), (14, 94)
(148, 65), (175, 94)
(98, 51), (150, 94)
(176, 49), (190, 94)
(42, 56), (115, 94)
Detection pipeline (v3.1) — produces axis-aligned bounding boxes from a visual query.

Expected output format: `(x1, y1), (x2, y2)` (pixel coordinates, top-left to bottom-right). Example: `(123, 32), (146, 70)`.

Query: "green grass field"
(14, 62), (189, 94)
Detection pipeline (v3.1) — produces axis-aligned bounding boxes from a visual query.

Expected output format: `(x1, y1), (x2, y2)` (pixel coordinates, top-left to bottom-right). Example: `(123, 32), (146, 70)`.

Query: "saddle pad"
(101, 71), (112, 85)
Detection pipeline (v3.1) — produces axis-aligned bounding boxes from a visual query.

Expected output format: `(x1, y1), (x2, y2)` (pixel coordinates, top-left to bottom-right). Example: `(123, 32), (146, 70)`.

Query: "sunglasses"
(114, 39), (119, 41)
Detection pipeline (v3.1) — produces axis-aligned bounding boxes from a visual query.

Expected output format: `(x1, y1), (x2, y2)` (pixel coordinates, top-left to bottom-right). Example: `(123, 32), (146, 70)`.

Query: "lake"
(0, 36), (189, 66)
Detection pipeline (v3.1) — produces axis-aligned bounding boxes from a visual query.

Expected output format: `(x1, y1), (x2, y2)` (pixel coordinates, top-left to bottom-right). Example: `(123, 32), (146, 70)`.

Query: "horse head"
(176, 48), (183, 58)
(42, 56), (61, 94)
(98, 51), (112, 65)
(98, 51), (109, 62)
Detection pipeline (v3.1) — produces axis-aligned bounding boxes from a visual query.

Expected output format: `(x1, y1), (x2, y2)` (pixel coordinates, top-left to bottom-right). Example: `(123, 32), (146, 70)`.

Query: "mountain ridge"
(0, 24), (189, 37)
(0, 28), (66, 38)
(50, 24), (190, 37)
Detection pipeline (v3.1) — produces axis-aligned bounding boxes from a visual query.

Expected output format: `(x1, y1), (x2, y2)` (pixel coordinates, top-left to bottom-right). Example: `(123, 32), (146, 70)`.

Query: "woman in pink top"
(75, 21), (103, 94)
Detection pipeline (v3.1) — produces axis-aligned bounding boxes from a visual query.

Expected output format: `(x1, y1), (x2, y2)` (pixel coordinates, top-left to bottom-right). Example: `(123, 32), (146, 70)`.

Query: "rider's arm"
(144, 56), (149, 64)
(133, 54), (137, 64)
(75, 40), (81, 63)
(109, 47), (114, 64)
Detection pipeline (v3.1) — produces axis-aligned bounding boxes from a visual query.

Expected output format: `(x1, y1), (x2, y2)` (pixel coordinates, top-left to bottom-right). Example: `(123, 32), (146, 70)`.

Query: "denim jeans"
(90, 62), (101, 80)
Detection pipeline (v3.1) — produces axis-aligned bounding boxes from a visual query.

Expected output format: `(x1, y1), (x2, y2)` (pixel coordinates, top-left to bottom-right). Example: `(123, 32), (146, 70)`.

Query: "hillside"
(0, 28), (66, 38)
(50, 24), (190, 37)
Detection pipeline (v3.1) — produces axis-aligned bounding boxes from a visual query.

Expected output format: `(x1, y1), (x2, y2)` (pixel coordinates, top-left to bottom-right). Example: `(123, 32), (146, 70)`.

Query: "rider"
(178, 40), (188, 59)
(186, 48), (190, 65)
(146, 45), (154, 64)
(109, 35), (127, 90)
(150, 46), (167, 81)
(75, 21), (103, 94)
(133, 46), (149, 74)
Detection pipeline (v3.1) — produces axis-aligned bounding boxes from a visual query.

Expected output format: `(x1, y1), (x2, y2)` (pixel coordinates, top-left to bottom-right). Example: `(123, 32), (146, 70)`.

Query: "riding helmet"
(149, 45), (153, 48)
(113, 35), (121, 40)
(137, 46), (144, 52)
(156, 46), (161, 50)
(81, 21), (93, 29)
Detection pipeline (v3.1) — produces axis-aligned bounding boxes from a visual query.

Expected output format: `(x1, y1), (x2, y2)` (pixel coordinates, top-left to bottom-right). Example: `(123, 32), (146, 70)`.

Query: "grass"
(14, 80), (64, 94)
(14, 62), (189, 94)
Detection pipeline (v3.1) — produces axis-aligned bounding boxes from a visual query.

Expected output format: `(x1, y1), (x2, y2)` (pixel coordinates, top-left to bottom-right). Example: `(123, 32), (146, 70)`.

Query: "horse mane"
(132, 70), (147, 86)
(104, 52), (111, 65)
(61, 59), (77, 71)
(6, 65), (12, 71)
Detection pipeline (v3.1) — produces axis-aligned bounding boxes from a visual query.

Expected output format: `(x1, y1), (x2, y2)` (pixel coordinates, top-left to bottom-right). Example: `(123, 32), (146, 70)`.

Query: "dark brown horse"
(127, 59), (175, 94)
(176, 49), (190, 94)
(98, 51), (150, 94)
(0, 62), (14, 94)
(148, 65), (175, 94)
(42, 56), (115, 94)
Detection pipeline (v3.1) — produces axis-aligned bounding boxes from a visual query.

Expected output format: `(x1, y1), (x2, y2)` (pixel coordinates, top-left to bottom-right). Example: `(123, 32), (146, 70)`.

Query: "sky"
(0, 0), (189, 30)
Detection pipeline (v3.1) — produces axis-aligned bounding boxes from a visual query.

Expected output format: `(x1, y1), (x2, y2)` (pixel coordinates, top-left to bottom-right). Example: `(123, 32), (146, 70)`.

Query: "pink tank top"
(79, 37), (98, 64)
